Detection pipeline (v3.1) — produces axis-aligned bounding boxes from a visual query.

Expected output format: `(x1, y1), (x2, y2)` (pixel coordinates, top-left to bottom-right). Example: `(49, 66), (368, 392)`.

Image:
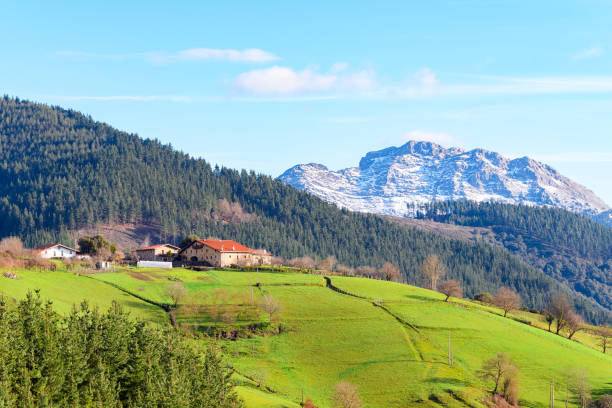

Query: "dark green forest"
(0, 97), (609, 323)
(0, 292), (240, 407)
(415, 201), (612, 313)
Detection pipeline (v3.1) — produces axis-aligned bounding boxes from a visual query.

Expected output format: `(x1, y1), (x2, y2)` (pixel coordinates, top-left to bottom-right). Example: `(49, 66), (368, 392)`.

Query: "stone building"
(178, 239), (271, 267)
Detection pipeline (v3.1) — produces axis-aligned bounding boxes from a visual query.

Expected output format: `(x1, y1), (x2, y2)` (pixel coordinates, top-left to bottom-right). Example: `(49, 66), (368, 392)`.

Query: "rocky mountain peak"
(279, 141), (612, 226)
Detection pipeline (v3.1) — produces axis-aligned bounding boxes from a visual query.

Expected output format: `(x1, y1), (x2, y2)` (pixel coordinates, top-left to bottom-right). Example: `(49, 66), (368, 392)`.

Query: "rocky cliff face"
(279, 141), (611, 224)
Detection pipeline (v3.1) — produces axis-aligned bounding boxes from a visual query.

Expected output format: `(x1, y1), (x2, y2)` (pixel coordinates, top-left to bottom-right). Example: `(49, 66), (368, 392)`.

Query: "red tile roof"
(34, 243), (77, 253)
(137, 244), (180, 251)
(199, 239), (254, 253)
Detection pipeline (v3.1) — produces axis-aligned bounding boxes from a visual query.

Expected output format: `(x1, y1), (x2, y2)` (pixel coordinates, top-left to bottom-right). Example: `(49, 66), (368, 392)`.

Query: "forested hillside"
(415, 201), (612, 313)
(0, 97), (609, 323)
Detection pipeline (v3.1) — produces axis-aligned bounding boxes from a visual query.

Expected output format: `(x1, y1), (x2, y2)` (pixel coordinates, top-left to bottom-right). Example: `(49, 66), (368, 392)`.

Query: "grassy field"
(0, 267), (167, 323)
(1, 266), (610, 407)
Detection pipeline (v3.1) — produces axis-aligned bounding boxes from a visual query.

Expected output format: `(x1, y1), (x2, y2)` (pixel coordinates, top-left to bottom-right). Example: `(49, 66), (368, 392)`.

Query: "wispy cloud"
(55, 48), (280, 63)
(233, 65), (376, 95)
(572, 46), (605, 60)
(402, 130), (458, 146)
(39, 94), (338, 104)
(42, 95), (197, 102)
(532, 152), (612, 163)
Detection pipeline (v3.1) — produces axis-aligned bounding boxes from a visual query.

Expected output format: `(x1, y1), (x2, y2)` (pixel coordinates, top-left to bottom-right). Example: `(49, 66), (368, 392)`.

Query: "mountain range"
(279, 141), (612, 226)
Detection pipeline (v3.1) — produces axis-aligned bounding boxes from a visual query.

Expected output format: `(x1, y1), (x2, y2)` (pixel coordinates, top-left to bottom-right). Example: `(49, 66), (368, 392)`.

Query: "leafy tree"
(180, 233), (200, 249)
(0, 291), (242, 407)
(77, 234), (112, 256)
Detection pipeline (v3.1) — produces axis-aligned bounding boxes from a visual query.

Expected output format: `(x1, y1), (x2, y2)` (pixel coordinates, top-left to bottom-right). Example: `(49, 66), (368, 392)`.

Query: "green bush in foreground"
(0, 291), (242, 408)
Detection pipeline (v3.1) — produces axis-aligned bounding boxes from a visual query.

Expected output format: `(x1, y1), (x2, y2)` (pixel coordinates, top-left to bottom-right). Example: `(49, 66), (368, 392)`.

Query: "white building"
(35, 243), (77, 259)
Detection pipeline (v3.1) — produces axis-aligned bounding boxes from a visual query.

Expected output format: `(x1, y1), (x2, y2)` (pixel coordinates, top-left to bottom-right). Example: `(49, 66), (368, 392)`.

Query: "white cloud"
(392, 74), (612, 99)
(402, 130), (458, 146)
(56, 48), (279, 63)
(234, 65), (375, 95)
(171, 48), (279, 63)
(572, 46), (605, 60)
(234, 66), (336, 94)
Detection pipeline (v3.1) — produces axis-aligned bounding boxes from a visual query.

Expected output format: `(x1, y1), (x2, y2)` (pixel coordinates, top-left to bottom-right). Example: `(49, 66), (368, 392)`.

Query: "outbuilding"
(135, 244), (180, 261)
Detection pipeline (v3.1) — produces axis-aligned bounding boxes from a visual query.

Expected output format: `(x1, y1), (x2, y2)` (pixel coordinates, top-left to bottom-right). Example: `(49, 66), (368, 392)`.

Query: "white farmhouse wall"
(40, 246), (76, 259)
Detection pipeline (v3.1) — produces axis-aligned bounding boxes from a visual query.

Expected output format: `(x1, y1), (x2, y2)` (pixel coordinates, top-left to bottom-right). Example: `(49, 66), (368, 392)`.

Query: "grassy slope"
(0, 267), (166, 323)
(1, 267), (610, 408)
(331, 277), (611, 406)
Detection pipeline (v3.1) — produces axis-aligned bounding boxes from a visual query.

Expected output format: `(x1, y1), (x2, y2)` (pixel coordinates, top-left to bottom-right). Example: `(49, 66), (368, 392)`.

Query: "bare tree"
(261, 294), (281, 322)
(565, 311), (584, 340)
(478, 353), (519, 399)
(165, 282), (187, 308)
(332, 381), (363, 408)
(317, 256), (337, 273)
(438, 280), (462, 302)
(0, 236), (24, 257)
(544, 310), (555, 332)
(336, 264), (355, 276)
(493, 287), (521, 318)
(378, 262), (401, 282)
(569, 368), (592, 408)
(596, 325), (611, 354)
(420, 254), (446, 290)
(355, 266), (377, 279)
(271, 256), (285, 266)
(501, 364), (520, 406)
(550, 294), (572, 335)
(596, 395), (612, 408)
(288, 256), (315, 270)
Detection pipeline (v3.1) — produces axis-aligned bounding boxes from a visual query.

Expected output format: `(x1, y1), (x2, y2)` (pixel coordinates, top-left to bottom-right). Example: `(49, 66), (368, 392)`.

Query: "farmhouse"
(178, 239), (271, 267)
(35, 244), (77, 259)
(135, 244), (179, 261)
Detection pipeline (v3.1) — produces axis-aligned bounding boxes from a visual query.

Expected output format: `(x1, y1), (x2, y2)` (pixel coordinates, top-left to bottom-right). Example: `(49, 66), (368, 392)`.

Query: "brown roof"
(137, 244), (180, 251)
(34, 243), (77, 253)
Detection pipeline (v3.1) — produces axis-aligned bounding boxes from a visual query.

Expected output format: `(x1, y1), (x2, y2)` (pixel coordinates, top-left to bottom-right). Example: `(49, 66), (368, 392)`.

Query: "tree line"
(414, 200), (612, 316)
(0, 96), (609, 323)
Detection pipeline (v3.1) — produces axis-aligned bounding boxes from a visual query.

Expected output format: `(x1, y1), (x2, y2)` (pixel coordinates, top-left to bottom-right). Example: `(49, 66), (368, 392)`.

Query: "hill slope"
(279, 140), (611, 225)
(1, 267), (610, 408)
(0, 96), (608, 323)
(413, 201), (612, 313)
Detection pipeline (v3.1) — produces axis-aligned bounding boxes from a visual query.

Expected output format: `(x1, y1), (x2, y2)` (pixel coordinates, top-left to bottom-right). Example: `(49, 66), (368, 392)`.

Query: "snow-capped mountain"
(279, 141), (612, 225)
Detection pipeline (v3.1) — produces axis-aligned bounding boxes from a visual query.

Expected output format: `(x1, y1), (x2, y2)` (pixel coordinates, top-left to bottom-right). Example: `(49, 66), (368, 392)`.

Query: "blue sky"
(2, 1), (612, 204)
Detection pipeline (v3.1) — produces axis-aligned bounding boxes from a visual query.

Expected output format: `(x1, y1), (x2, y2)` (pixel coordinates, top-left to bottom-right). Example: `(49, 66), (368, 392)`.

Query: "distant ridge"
(279, 140), (612, 226)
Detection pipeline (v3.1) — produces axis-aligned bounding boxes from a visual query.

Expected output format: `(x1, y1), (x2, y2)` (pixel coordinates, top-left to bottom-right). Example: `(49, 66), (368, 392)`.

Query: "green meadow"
(1, 266), (610, 408)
